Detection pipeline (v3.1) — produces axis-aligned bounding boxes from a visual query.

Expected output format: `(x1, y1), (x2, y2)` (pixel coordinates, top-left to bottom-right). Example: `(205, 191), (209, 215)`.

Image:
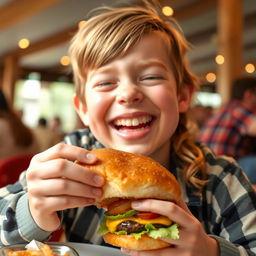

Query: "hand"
(121, 199), (219, 256)
(26, 143), (105, 232)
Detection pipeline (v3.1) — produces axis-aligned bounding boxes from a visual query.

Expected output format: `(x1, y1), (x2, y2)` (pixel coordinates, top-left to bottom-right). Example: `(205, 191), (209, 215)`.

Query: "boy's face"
(74, 31), (192, 163)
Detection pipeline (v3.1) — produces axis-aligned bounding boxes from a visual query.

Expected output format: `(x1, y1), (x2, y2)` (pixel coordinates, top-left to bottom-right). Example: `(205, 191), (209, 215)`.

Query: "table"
(67, 242), (126, 256)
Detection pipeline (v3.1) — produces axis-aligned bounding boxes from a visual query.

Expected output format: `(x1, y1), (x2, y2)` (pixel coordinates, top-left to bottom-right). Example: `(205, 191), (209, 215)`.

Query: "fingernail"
(85, 153), (96, 162)
(93, 175), (104, 186)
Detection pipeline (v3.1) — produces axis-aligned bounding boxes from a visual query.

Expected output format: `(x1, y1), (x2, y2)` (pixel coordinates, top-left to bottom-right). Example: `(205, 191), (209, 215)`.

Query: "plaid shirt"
(0, 128), (256, 256)
(200, 100), (256, 160)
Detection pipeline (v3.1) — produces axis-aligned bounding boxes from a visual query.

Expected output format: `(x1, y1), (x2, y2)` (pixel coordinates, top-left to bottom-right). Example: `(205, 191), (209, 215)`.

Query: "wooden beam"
(187, 10), (255, 44)
(174, 0), (216, 21)
(0, 66), (3, 88)
(2, 0), (217, 60)
(7, 26), (78, 58)
(0, 0), (64, 30)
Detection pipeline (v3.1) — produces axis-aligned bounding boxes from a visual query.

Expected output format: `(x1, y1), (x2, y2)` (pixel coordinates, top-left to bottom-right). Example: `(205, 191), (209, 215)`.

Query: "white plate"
(67, 243), (126, 256)
(0, 243), (126, 256)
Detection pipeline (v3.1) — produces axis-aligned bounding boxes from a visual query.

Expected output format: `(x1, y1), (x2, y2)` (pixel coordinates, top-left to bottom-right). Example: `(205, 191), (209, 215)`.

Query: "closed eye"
(144, 75), (163, 80)
(93, 80), (117, 91)
(97, 81), (114, 86)
(140, 75), (165, 82)
(94, 80), (117, 89)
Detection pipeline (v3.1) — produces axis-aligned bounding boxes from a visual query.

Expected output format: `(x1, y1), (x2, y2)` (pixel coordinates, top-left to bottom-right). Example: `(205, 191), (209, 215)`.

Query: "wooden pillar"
(217, 0), (243, 104)
(0, 67), (3, 88)
(1, 55), (19, 105)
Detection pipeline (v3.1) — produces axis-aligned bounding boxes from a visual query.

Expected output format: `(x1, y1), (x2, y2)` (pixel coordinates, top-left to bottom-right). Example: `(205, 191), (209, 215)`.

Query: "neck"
(149, 141), (172, 171)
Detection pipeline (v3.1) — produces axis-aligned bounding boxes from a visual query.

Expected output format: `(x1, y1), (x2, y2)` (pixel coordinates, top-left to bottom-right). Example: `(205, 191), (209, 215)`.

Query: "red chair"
(49, 227), (65, 242)
(0, 155), (64, 242)
(0, 154), (65, 241)
(0, 154), (34, 187)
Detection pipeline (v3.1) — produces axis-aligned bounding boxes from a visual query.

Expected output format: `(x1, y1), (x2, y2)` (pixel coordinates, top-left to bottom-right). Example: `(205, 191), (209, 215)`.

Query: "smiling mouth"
(112, 115), (154, 130)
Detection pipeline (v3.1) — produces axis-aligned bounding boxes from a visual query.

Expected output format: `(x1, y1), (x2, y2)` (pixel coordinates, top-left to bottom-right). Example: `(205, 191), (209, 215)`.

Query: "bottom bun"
(103, 233), (171, 250)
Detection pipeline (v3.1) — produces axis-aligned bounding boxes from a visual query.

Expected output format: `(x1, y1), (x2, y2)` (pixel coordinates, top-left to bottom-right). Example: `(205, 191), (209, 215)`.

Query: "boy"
(1, 2), (255, 256)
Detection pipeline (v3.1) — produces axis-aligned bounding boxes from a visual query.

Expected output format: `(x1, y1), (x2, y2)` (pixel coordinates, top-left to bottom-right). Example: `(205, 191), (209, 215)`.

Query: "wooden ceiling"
(0, 0), (255, 85)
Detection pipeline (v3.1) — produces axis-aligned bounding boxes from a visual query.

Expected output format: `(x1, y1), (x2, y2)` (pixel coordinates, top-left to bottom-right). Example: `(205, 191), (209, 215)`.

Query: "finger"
(28, 178), (103, 198)
(27, 158), (105, 187)
(160, 227), (188, 246)
(32, 143), (97, 164)
(131, 199), (193, 228)
(30, 195), (95, 213)
(121, 246), (174, 256)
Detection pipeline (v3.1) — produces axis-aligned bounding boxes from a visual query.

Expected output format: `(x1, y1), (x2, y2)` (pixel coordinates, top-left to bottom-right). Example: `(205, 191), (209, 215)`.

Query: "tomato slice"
(134, 212), (160, 219)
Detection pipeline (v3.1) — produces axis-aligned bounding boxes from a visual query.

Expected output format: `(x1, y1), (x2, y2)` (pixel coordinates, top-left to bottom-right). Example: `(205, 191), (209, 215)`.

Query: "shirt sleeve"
(0, 129), (95, 247)
(0, 172), (51, 246)
(205, 158), (256, 256)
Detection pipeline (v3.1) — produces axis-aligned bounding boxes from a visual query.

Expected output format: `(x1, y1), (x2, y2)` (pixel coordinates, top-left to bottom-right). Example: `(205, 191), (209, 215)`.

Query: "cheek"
(152, 89), (180, 132)
(153, 89), (179, 112)
(86, 93), (111, 123)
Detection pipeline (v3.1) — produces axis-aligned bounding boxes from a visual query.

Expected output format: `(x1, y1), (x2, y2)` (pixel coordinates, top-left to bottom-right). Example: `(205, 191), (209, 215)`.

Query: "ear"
(178, 84), (194, 113)
(73, 95), (89, 126)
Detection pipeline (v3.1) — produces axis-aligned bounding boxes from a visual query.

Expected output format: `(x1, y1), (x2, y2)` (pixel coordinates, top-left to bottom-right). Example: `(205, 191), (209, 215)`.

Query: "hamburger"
(78, 148), (181, 250)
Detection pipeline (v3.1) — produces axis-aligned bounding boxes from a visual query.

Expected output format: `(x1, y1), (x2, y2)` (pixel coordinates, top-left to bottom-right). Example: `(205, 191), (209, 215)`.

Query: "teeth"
(114, 116), (152, 127)
(132, 119), (139, 126)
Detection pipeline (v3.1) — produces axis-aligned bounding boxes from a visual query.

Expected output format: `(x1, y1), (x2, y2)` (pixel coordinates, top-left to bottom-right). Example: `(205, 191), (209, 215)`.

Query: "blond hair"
(69, 3), (207, 192)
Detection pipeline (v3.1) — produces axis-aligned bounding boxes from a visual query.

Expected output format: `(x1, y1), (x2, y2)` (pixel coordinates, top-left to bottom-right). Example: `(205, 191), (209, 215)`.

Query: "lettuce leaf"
(105, 209), (138, 220)
(130, 223), (179, 240)
(97, 210), (179, 241)
(97, 219), (108, 235)
(148, 223), (179, 240)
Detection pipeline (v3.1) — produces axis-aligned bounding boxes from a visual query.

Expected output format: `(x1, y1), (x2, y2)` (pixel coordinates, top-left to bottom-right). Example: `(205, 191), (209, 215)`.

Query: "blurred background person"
(188, 104), (213, 138)
(50, 115), (65, 140)
(237, 136), (256, 188)
(200, 76), (256, 160)
(199, 76), (256, 186)
(190, 104), (213, 130)
(33, 117), (62, 151)
(0, 89), (39, 160)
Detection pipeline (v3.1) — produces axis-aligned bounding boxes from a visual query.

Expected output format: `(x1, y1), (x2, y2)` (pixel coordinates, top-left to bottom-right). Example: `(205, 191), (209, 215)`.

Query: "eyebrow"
(88, 59), (169, 80)
(87, 66), (115, 81)
(136, 59), (169, 71)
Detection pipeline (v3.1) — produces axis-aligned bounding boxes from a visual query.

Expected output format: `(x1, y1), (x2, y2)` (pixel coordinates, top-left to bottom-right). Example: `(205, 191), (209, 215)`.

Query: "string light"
(60, 56), (70, 66)
(206, 72), (216, 83)
(78, 20), (86, 29)
(215, 55), (225, 65)
(18, 38), (30, 49)
(162, 6), (174, 16)
(245, 63), (255, 73)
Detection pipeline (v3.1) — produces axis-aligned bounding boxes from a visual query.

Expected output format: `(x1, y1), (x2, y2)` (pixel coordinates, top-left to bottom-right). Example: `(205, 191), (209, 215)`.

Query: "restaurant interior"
(0, 0), (256, 248)
(0, 0), (255, 131)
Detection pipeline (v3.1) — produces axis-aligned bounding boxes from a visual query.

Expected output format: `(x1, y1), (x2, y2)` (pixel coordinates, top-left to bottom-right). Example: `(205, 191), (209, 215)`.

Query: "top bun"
(79, 148), (181, 208)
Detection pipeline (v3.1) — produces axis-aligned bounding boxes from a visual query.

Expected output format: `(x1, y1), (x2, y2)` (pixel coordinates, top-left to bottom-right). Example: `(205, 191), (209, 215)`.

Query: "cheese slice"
(106, 216), (172, 233)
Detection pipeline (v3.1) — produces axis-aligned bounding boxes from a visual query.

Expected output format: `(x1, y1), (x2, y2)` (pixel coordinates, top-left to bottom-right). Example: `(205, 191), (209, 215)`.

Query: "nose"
(116, 82), (143, 105)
